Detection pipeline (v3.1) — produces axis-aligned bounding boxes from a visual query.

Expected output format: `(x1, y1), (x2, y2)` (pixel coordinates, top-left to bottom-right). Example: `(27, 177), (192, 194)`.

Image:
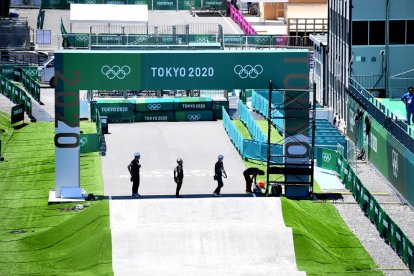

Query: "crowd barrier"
(20, 68), (41, 103)
(238, 100), (266, 143)
(251, 90), (284, 134)
(0, 74), (32, 118)
(60, 32), (304, 49)
(80, 110), (104, 154)
(317, 147), (414, 272)
(222, 106), (283, 163)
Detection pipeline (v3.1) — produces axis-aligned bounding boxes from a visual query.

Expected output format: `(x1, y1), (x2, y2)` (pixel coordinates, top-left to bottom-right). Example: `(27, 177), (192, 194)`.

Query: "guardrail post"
(89, 26), (92, 50)
(218, 24), (224, 49)
(186, 24), (190, 45)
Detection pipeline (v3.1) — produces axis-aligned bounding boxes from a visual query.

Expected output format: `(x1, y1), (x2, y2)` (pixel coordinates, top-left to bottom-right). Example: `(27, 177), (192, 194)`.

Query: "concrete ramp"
(110, 197), (305, 275)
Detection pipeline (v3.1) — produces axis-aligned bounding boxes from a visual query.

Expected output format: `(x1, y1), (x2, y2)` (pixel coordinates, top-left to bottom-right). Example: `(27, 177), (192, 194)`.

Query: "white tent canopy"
(70, 4), (148, 24)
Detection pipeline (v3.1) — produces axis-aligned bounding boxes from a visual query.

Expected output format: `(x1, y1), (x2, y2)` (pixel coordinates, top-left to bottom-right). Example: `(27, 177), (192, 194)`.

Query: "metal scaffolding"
(266, 81), (316, 197)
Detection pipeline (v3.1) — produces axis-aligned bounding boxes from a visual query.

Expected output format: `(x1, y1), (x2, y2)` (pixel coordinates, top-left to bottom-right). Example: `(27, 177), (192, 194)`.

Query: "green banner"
(204, 0), (224, 9)
(128, 0), (152, 5)
(316, 147), (338, 171)
(175, 110), (213, 121)
(0, 66), (15, 79)
(11, 104), (25, 125)
(153, 0), (177, 10)
(95, 102), (135, 122)
(136, 98), (174, 112)
(212, 99), (229, 120)
(367, 119), (414, 207)
(174, 97), (212, 110)
(80, 133), (100, 153)
(57, 50), (309, 91)
(42, 0), (69, 9)
(135, 111), (174, 122)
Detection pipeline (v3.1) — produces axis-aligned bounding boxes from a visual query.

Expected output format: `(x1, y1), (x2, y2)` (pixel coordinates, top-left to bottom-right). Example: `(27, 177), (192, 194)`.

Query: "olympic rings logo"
(50, 0), (61, 4)
(196, 37), (209, 43)
(234, 65), (263, 79)
(184, 1), (190, 6)
(80, 137), (88, 147)
(254, 37), (269, 43)
(101, 65), (131, 80)
(76, 36), (88, 42)
(148, 104), (161, 110)
(188, 114), (201, 121)
(322, 153), (331, 162)
(85, 0), (96, 4)
(135, 0), (146, 3)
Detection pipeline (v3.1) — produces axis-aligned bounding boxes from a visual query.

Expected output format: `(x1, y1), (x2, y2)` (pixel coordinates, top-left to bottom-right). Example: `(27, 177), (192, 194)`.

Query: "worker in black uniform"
(213, 154), (227, 197)
(127, 152), (141, 197)
(174, 158), (184, 198)
(243, 167), (265, 193)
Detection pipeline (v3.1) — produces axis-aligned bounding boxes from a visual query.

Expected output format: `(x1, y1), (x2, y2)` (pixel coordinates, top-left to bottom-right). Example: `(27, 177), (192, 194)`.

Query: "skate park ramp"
(103, 121), (304, 275)
(110, 197), (305, 275)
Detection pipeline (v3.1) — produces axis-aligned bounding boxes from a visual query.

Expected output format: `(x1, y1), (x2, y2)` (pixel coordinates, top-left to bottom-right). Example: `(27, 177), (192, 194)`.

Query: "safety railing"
(251, 91), (284, 134)
(317, 147), (414, 273)
(20, 68), (41, 103)
(238, 100), (266, 143)
(224, 35), (309, 49)
(228, 2), (256, 35)
(223, 106), (244, 153)
(222, 106), (283, 163)
(351, 75), (385, 91)
(0, 74), (32, 118)
(348, 77), (414, 153)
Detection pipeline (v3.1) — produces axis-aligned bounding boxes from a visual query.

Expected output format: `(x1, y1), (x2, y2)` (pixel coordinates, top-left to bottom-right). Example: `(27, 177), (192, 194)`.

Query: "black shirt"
(243, 167), (261, 176)
(129, 159), (140, 179)
(174, 165), (184, 180)
(215, 161), (224, 177)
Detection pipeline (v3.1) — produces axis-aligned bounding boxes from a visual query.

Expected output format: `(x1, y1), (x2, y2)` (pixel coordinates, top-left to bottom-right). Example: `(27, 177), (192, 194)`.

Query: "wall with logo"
(347, 96), (414, 206)
(367, 120), (414, 206)
(57, 50), (309, 91)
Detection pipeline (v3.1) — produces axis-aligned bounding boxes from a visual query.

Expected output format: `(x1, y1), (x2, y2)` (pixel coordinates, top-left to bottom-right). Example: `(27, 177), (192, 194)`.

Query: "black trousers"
(132, 178), (140, 194)
(214, 177), (224, 195)
(244, 173), (253, 192)
(176, 179), (183, 196)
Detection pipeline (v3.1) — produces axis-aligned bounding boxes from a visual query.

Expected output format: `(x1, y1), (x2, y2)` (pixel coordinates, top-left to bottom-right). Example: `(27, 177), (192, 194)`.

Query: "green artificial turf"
(281, 198), (380, 275)
(255, 120), (283, 144)
(0, 119), (112, 275)
(234, 116), (378, 275)
(233, 120), (252, 139)
(80, 120), (98, 134)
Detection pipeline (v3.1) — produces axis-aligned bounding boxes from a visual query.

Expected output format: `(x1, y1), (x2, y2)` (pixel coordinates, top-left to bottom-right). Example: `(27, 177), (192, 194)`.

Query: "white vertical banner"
(55, 120), (80, 198)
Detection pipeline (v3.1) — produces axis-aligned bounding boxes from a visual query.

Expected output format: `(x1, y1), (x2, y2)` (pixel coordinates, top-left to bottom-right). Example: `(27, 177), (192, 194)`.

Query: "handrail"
(348, 77), (414, 153)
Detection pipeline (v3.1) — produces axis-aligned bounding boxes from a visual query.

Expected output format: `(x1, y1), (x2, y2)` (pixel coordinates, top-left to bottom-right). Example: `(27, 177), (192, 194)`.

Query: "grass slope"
(282, 199), (380, 275)
(0, 117), (112, 275)
(255, 120), (283, 144)
(232, 116), (378, 274)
